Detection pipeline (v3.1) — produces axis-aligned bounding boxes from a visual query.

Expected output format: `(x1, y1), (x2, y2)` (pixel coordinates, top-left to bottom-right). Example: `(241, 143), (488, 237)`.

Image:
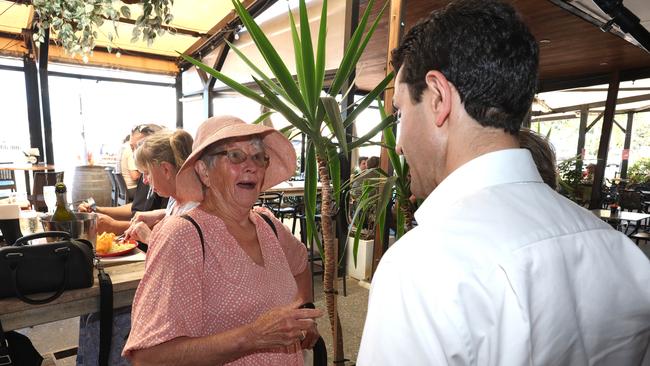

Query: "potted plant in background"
(181, 0), (393, 360)
(32, 0), (174, 59)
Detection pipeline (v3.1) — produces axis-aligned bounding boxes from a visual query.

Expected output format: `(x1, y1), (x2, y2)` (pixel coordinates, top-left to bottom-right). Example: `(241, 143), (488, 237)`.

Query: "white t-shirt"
(118, 143), (138, 189)
(358, 149), (650, 366)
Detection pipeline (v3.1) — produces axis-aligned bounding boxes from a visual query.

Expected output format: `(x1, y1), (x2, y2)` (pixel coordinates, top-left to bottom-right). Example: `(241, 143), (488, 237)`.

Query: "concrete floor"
(18, 240), (650, 365)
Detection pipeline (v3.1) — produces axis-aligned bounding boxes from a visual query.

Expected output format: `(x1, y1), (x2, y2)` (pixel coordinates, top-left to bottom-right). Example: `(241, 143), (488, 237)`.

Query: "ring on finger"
(299, 330), (306, 341)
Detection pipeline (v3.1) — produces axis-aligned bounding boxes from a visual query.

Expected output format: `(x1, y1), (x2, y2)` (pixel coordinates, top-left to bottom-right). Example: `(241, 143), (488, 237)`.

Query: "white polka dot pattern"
(123, 207), (308, 365)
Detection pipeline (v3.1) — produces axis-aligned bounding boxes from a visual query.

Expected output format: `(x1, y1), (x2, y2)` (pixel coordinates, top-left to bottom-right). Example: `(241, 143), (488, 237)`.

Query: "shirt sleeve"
(254, 207), (307, 276)
(123, 215), (205, 356)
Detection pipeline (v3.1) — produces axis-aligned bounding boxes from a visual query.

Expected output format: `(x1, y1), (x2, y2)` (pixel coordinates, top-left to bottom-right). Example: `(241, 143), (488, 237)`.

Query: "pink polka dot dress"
(123, 207), (308, 365)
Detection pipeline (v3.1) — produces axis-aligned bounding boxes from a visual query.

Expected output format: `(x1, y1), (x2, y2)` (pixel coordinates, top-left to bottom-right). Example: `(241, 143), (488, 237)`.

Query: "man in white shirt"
(357, 1), (650, 365)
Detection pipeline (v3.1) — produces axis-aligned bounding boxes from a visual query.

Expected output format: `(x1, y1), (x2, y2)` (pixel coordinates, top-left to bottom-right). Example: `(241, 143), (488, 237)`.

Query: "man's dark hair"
(367, 156), (380, 169)
(391, 0), (539, 134)
(358, 156), (368, 165)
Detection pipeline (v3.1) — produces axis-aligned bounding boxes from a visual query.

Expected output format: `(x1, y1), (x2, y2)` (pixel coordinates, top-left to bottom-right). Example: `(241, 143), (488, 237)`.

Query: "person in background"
(118, 125), (155, 200)
(518, 128), (557, 190)
(78, 124), (167, 234)
(124, 129), (198, 244)
(358, 1), (650, 365)
(124, 116), (321, 365)
(358, 156), (368, 173)
(77, 129), (195, 366)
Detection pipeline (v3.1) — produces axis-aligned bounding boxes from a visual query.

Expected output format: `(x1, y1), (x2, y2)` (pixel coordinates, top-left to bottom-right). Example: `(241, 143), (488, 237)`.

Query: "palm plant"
(347, 98), (414, 267)
(181, 0), (393, 360)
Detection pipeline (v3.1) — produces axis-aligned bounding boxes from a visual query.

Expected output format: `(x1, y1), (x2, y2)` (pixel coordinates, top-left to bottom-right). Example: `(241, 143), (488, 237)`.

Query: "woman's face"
(204, 139), (268, 210)
(142, 162), (176, 198)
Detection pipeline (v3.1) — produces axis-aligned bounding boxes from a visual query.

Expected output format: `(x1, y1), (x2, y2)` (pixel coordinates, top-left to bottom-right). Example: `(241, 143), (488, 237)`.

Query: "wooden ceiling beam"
(538, 67), (650, 93)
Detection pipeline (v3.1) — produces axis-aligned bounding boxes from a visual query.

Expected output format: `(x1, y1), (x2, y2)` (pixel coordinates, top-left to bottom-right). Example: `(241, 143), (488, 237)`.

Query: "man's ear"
(194, 160), (211, 187)
(425, 70), (452, 127)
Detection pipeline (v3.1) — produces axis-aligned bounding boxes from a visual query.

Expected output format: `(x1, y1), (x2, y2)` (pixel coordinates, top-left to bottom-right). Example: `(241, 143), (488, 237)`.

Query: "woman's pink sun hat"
(176, 115), (296, 202)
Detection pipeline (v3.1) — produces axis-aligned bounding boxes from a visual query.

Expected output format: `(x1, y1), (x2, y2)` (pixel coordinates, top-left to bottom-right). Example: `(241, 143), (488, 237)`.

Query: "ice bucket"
(40, 212), (97, 246)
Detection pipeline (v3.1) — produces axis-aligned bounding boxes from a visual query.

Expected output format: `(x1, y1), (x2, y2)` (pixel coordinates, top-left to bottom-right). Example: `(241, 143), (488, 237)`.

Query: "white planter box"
(346, 237), (374, 281)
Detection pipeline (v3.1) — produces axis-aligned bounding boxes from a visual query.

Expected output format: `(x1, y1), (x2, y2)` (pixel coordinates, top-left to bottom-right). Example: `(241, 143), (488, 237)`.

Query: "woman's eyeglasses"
(208, 149), (270, 168)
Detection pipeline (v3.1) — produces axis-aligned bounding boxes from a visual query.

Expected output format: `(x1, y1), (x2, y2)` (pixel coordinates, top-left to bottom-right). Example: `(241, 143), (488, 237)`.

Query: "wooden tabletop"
(0, 261), (144, 331)
(0, 163), (56, 171)
(591, 209), (650, 223)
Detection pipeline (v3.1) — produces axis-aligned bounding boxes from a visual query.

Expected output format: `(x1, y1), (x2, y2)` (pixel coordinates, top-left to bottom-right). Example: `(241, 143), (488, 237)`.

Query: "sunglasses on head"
(133, 124), (155, 134)
(207, 148), (270, 168)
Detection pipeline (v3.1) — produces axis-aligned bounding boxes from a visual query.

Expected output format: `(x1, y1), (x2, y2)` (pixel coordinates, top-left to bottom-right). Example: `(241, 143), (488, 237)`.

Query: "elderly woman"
(124, 129), (198, 243)
(123, 116), (322, 365)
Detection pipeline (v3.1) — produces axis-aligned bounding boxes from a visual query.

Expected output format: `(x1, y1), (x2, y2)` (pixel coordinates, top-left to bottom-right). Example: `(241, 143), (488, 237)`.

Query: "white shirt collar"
(415, 148), (543, 222)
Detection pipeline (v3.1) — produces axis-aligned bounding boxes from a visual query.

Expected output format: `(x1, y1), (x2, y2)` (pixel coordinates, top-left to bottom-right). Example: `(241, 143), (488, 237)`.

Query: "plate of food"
(96, 232), (138, 257)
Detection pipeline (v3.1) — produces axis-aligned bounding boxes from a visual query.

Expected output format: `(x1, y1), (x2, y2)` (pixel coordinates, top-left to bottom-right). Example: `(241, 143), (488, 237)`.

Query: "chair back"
(105, 167), (117, 206)
(0, 169), (17, 192)
(255, 192), (283, 213)
(31, 171), (64, 212)
(619, 190), (642, 212)
(113, 172), (128, 206)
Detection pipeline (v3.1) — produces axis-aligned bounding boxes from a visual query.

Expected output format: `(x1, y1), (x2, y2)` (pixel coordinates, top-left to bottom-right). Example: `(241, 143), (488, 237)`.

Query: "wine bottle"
(52, 182), (76, 221)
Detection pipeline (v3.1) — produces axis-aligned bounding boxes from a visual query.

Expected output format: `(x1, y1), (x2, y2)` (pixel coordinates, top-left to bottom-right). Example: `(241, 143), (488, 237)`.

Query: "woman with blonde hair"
(124, 129), (197, 243)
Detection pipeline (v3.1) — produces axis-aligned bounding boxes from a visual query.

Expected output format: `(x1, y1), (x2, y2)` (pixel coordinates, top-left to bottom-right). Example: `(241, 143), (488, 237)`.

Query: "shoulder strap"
(97, 264), (113, 366)
(257, 212), (278, 238)
(181, 214), (205, 257)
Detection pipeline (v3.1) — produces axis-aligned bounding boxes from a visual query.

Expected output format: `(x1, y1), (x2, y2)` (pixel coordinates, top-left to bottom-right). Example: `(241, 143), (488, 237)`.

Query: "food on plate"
(96, 232), (137, 255)
(96, 232), (115, 254)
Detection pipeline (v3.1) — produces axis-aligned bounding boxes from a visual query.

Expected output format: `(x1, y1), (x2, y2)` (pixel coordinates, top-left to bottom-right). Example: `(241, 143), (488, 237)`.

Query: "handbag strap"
(258, 213), (278, 238)
(0, 319), (12, 366)
(7, 247), (70, 305)
(180, 214), (205, 257)
(96, 259), (113, 366)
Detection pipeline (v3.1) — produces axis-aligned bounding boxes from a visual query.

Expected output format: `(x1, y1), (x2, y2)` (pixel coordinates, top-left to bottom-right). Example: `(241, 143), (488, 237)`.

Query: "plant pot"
(346, 237), (374, 281)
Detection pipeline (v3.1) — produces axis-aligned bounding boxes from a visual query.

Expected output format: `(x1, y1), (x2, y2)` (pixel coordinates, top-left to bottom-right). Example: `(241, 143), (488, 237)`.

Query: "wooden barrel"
(72, 166), (113, 207)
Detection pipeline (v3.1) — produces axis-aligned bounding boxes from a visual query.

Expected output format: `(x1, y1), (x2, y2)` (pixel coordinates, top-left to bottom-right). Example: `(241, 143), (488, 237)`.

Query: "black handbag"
(0, 231), (94, 304)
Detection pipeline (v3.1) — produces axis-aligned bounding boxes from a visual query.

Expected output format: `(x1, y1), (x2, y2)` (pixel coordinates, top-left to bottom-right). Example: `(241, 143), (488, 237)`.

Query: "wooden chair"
(30, 171), (64, 212)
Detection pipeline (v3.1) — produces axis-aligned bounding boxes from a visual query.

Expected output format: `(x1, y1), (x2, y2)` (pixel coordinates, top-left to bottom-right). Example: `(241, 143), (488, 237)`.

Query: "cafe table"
(0, 261), (144, 332)
(265, 181), (322, 197)
(0, 163), (56, 196)
(590, 209), (650, 237)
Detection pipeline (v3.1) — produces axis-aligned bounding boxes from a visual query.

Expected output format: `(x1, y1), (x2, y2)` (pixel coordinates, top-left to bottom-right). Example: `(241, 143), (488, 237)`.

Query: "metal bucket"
(40, 212), (97, 246)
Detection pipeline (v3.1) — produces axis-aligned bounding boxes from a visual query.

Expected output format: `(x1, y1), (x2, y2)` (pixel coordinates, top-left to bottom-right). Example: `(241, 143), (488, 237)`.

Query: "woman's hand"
(131, 210), (164, 228)
(78, 202), (92, 212)
(124, 221), (151, 243)
(300, 320), (319, 349)
(248, 300), (323, 350)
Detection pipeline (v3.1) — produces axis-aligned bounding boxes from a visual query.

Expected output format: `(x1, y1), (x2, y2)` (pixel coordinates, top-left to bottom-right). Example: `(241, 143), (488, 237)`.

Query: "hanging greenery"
(32, 0), (174, 60)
